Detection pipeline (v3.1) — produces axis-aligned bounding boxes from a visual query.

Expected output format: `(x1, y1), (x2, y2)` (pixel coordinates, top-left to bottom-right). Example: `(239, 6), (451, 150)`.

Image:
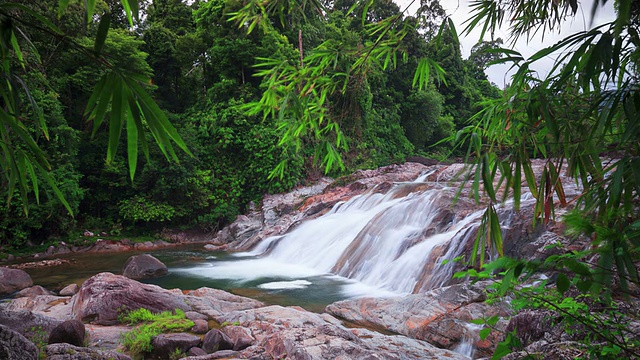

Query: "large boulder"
(121, 254), (168, 279)
(325, 281), (509, 357)
(48, 319), (85, 347)
(0, 324), (38, 360)
(217, 305), (468, 359)
(0, 268), (33, 295)
(45, 343), (132, 360)
(71, 272), (190, 325)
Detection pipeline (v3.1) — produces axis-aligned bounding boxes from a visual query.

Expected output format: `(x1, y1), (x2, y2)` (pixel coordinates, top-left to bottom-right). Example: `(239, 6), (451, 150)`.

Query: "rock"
(182, 287), (264, 321)
(121, 254), (168, 279)
(88, 240), (131, 253)
(325, 281), (509, 356)
(0, 309), (62, 339)
(133, 241), (155, 251)
(0, 324), (38, 360)
(202, 328), (233, 353)
(84, 324), (131, 350)
(71, 272), (190, 325)
(187, 347), (207, 356)
(0, 267), (33, 295)
(4, 295), (74, 321)
(59, 283), (79, 296)
(16, 285), (54, 298)
(183, 350), (240, 359)
(218, 305), (467, 359)
(191, 319), (208, 334)
(221, 325), (254, 351)
(45, 343), (132, 360)
(151, 333), (202, 358)
(48, 319), (85, 347)
(83, 230), (94, 237)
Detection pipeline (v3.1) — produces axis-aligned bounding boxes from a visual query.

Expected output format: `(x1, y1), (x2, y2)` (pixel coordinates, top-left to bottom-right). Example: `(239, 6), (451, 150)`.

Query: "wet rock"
(71, 272), (190, 325)
(0, 324), (38, 360)
(59, 283), (79, 296)
(202, 328), (233, 353)
(151, 333), (201, 358)
(221, 325), (254, 350)
(48, 319), (85, 347)
(326, 281), (509, 356)
(182, 288), (264, 321)
(0, 267), (33, 295)
(133, 241), (155, 251)
(45, 343), (132, 360)
(0, 309), (62, 339)
(16, 285), (54, 298)
(121, 254), (168, 279)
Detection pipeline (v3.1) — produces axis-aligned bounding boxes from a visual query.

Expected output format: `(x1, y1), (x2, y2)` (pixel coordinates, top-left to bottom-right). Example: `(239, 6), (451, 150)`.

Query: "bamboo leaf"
(94, 12), (111, 55)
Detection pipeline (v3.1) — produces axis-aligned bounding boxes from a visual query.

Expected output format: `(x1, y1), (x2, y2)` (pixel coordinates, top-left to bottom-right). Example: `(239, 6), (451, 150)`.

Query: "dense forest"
(0, 0), (500, 248)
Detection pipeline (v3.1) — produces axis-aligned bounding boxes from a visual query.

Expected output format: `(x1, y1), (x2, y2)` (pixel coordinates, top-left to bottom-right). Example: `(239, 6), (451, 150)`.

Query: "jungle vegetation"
(0, 0), (499, 248)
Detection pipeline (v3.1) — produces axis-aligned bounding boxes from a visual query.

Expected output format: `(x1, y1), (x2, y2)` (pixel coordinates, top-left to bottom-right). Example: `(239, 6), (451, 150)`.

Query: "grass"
(119, 308), (194, 358)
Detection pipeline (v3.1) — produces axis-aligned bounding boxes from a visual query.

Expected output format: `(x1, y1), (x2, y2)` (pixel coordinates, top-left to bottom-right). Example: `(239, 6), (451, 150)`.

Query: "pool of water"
(15, 246), (390, 313)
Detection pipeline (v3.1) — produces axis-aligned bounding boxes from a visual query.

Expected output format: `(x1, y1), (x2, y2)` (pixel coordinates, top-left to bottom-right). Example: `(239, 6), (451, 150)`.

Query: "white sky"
(396, 0), (617, 87)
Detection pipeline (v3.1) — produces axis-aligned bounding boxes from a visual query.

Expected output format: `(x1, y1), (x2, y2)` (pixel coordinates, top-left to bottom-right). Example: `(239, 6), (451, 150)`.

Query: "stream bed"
(16, 245), (392, 313)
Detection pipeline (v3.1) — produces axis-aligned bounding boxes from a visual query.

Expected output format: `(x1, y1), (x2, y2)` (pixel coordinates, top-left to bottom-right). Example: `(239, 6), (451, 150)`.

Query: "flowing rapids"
(178, 172), (505, 296)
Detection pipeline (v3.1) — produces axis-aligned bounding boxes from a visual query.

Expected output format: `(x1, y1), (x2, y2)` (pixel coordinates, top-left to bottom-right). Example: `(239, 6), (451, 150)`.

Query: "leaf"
(556, 273), (570, 295)
(58, 0), (71, 17)
(479, 328), (491, 340)
(94, 12), (111, 55)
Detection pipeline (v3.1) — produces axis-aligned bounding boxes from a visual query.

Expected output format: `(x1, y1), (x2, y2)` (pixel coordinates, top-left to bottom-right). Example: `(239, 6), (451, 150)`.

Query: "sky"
(396, 0), (617, 87)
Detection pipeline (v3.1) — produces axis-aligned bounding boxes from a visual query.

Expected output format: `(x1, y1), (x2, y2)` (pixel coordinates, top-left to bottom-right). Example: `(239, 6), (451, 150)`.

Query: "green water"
(17, 246), (353, 313)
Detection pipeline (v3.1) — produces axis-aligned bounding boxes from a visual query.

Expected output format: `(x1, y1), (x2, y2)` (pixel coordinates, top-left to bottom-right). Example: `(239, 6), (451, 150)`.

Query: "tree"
(0, 0), (189, 215)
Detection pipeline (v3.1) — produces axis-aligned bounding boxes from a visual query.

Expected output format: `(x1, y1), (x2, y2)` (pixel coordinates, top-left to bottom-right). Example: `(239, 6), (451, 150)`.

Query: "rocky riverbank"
(1, 271), (475, 359)
(0, 160), (616, 359)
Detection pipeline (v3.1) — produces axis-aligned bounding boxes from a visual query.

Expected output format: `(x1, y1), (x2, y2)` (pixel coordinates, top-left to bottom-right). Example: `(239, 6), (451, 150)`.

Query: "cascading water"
(178, 171), (492, 296)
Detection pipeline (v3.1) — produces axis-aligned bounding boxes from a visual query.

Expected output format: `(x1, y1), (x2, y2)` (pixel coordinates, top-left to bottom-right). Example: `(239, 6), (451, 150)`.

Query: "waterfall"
(453, 323), (483, 358)
(179, 172), (506, 295)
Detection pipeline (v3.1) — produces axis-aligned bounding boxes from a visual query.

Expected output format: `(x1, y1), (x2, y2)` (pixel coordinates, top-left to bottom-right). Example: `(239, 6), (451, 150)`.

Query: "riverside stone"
(45, 343), (132, 360)
(0, 267), (33, 295)
(202, 329), (233, 353)
(71, 272), (190, 325)
(151, 333), (202, 358)
(0, 324), (38, 360)
(48, 319), (85, 347)
(121, 254), (168, 279)
(58, 283), (79, 296)
(217, 305), (468, 360)
(0, 309), (62, 339)
(325, 281), (510, 357)
(16, 285), (54, 298)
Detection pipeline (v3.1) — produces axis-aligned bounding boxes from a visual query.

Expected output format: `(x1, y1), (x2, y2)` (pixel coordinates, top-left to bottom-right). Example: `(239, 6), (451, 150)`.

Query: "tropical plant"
(0, 0), (190, 215)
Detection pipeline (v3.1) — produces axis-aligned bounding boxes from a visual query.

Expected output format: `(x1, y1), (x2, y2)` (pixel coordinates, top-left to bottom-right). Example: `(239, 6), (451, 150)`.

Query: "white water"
(453, 323), (484, 358)
(180, 173), (496, 296)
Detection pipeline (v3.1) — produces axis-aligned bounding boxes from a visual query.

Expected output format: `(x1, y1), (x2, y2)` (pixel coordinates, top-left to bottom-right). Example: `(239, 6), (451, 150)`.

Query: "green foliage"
(119, 308), (194, 358)
(118, 195), (176, 224)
